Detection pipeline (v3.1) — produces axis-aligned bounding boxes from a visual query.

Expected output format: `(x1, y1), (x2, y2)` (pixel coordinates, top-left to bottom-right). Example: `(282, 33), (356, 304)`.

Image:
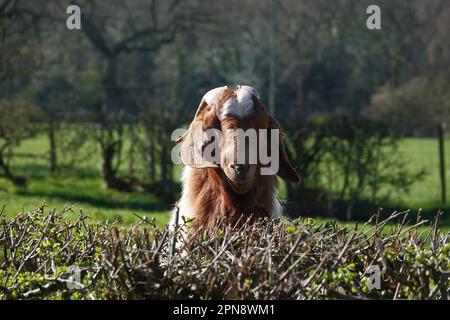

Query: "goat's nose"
(231, 164), (250, 174)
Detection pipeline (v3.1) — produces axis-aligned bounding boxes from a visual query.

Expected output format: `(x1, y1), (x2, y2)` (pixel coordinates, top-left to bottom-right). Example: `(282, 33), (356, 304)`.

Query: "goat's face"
(177, 85), (299, 195)
(220, 116), (259, 194)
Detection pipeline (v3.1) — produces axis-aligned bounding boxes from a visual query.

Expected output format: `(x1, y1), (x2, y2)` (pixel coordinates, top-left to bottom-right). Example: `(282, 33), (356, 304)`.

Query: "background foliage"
(0, 0), (450, 224)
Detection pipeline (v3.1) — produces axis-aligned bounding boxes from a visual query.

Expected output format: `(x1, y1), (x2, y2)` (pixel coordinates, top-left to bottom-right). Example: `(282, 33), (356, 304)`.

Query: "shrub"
(0, 206), (448, 300)
(285, 113), (426, 219)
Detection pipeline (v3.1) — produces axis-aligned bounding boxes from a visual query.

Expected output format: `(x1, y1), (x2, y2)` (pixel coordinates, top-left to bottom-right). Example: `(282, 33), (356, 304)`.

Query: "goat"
(170, 85), (299, 233)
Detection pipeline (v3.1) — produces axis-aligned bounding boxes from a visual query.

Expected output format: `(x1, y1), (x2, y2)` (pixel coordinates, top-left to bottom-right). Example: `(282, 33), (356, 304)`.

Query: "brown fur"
(186, 167), (277, 232)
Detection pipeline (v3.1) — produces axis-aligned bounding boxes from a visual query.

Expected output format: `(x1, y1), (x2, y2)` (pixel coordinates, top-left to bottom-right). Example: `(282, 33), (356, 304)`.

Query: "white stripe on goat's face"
(221, 86), (255, 119)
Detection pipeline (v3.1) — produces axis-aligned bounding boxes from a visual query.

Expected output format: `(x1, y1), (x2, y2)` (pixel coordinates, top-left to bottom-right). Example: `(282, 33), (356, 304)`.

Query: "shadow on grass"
(371, 204), (450, 228)
(289, 199), (450, 228)
(12, 164), (100, 180)
(15, 188), (174, 213)
(7, 162), (182, 213)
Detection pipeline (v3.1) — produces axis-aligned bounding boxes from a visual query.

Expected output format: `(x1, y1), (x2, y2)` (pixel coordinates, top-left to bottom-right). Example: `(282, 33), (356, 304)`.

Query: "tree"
(0, 101), (40, 184)
(364, 74), (450, 136)
(34, 76), (73, 173)
(285, 113), (426, 219)
(39, 0), (210, 190)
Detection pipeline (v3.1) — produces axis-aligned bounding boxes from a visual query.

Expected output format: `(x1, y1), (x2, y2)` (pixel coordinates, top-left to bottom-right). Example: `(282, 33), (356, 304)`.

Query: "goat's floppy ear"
(175, 97), (207, 145)
(268, 116), (300, 182)
(176, 87), (227, 168)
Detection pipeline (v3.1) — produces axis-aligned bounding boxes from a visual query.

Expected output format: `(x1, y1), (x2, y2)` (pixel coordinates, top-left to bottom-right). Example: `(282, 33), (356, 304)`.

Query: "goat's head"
(177, 85), (299, 194)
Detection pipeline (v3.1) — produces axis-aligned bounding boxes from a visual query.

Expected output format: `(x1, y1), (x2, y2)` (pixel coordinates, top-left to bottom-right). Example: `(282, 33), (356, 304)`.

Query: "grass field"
(1, 135), (450, 230)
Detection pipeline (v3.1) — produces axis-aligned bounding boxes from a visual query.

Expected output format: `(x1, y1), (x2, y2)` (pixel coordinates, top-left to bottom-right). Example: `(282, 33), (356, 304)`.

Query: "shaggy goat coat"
(172, 166), (282, 232)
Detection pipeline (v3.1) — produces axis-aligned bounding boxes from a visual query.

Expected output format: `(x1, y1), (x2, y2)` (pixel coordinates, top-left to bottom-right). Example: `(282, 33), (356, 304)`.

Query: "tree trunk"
(48, 118), (57, 174)
(0, 153), (24, 185)
(101, 143), (119, 189)
(148, 132), (156, 181)
(98, 57), (123, 189)
(160, 140), (168, 184)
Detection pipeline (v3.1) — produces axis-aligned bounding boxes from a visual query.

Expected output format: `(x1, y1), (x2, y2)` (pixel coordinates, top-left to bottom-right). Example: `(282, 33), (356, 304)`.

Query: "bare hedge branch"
(0, 206), (449, 299)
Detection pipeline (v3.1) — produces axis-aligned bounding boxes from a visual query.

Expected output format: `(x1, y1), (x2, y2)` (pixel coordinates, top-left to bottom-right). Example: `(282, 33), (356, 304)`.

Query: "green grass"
(0, 134), (171, 226)
(385, 138), (450, 230)
(1, 175), (169, 225)
(394, 138), (450, 207)
(1, 134), (450, 230)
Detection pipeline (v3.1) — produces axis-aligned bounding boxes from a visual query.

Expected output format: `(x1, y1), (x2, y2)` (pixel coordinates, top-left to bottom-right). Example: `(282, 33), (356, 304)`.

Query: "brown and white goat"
(171, 85), (299, 233)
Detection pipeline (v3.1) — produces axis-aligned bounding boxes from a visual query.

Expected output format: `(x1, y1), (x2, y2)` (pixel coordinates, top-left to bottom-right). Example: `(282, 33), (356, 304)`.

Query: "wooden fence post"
(438, 122), (446, 204)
